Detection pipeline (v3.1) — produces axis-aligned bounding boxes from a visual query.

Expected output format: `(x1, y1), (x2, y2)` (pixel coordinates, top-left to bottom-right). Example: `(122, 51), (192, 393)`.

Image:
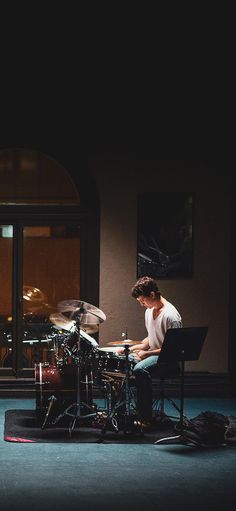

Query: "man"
(123, 276), (182, 427)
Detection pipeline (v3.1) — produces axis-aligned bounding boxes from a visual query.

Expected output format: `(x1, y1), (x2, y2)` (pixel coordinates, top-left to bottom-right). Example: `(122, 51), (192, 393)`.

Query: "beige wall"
(89, 159), (231, 374)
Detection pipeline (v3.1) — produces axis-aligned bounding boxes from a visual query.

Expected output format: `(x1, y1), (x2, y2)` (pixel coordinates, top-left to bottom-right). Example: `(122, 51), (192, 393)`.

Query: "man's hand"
(115, 347), (125, 355)
(136, 350), (150, 360)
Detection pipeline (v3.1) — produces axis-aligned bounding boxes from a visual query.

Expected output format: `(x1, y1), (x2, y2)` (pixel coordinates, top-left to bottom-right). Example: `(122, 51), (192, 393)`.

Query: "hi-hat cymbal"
(107, 340), (141, 347)
(49, 313), (76, 332)
(57, 299), (106, 324)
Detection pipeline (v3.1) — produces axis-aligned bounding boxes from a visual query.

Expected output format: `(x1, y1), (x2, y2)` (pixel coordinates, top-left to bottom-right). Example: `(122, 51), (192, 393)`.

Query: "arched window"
(0, 148), (80, 205)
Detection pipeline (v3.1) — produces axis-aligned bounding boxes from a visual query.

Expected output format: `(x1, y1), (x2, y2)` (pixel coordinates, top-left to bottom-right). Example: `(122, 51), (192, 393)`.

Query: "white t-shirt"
(145, 301), (182, 350)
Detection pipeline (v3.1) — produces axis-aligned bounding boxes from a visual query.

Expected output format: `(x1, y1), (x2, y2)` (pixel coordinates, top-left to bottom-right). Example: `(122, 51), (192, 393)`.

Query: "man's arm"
(116, 337), (149, 355)
(136, 347), (161, 360)
(129, 337), (149, 353)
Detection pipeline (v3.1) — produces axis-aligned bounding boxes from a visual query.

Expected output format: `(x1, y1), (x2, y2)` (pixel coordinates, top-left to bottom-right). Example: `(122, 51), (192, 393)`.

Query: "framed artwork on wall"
(137, 193), (193, 279)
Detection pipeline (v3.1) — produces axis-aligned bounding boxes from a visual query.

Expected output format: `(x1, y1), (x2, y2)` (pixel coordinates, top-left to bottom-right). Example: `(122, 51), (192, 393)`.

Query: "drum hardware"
(92, 410), (110, 429)
(102, 370), (135, 380)
(41, 395), (57, 429)
(49, 313), (99, 362)
(48, 300), (106, 435)
(51, 333), (62, 365)
(102, 379), (114, 416)
(121, 326), (128, 339)
(53, 396), (98, 431)
(99, 372), (125, 416)
(35, 359), (95, 428)
(98, 339), (138, 438)
(49, 312), (77, 333)
(34, 304), (142, 436)
(23, 338), (54, 344)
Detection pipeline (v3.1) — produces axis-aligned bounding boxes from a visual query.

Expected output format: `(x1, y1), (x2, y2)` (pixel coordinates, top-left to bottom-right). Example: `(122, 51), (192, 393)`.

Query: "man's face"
(136, 293), (155, 308)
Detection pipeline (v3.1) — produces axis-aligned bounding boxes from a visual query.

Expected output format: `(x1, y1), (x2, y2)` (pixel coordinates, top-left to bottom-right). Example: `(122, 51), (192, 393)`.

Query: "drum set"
(34, 299), (138, 435)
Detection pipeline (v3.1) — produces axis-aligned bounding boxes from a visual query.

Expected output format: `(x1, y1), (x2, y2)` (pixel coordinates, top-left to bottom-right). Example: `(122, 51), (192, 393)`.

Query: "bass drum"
(35, 360), (94, 425)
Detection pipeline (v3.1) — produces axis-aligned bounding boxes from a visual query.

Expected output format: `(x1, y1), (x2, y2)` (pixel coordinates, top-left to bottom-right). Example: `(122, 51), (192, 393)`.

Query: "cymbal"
(49, 313), (76, 332)
(81, 324), (99, 335)
(107, 340), (141, 347)
(23, 286), (46, 303)
(57, 299), (106, 324)
(50, 312), (98, 335)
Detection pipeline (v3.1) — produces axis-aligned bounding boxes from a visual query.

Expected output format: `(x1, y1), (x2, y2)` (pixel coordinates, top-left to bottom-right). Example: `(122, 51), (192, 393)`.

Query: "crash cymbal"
(57, 299), (106, 324)
(81, 324), (99, 335)
(49, 313), (76, 332)
(107, 340), (141, 347)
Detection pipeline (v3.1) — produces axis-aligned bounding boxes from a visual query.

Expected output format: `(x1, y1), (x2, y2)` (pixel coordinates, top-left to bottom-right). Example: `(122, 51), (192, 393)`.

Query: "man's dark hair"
(131, 276), (161, 299)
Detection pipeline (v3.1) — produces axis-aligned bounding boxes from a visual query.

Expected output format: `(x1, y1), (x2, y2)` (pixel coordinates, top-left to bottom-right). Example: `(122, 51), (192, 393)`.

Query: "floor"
(1, 396), (236, 511)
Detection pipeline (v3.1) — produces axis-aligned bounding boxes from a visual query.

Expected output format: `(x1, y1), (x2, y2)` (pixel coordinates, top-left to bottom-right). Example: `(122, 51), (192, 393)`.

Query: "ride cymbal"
(107, 340), (141, 347)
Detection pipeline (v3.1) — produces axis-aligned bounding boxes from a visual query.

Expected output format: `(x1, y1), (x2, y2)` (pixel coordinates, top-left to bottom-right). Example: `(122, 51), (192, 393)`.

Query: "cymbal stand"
(124, 343), (131, 418)
(120, 326), (132, 419)
(52, 308), (97, 436)
(51, 332), (64, 366)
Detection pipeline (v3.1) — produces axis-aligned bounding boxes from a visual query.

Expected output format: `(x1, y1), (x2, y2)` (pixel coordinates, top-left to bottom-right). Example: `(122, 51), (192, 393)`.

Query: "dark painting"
(137, 193), (193, 279)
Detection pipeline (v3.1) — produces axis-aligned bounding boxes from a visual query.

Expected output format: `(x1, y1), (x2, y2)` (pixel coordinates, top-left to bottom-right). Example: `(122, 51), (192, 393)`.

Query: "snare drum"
(97, 347), (127, 373)
(97, 346), (136, 375)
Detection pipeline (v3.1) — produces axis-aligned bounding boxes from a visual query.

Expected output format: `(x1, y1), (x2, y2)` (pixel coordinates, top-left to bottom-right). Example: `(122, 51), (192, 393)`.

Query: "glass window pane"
(0, 225), (13, 369)
(22, 224), (81, 368)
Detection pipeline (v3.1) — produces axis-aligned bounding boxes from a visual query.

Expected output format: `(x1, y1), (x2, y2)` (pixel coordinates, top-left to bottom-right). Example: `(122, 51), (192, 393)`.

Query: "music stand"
(154, 326), (208, 445)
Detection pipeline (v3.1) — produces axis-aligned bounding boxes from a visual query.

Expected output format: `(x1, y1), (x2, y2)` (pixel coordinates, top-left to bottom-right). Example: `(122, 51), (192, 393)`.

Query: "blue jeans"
(132, 355), (159, 421)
